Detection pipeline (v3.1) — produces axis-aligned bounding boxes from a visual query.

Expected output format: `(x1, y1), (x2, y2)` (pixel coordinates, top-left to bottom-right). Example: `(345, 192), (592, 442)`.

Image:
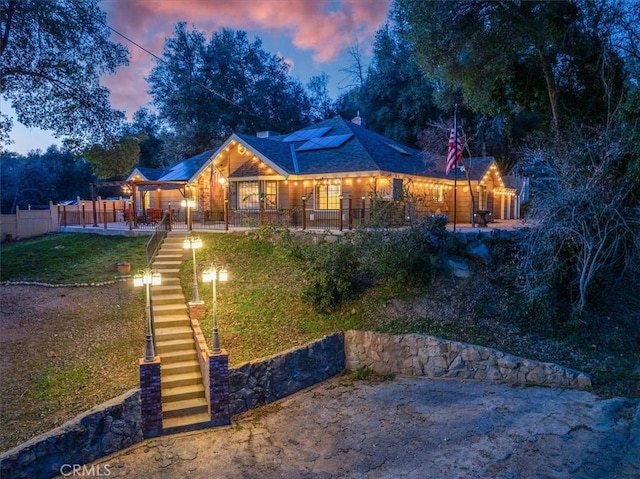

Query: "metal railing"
(56, 202), (458, 233)
(145, 213), (171, 266)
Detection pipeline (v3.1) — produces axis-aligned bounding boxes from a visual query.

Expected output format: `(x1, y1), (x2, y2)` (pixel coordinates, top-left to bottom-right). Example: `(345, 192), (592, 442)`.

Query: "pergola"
(91, 180), (189, 228)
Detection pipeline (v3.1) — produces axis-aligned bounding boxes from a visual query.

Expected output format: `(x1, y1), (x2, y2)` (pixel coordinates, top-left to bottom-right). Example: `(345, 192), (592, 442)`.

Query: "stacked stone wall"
(345, 330), (591, 389)
(228, 332), (345, 414)
(0, 390), (142, 479)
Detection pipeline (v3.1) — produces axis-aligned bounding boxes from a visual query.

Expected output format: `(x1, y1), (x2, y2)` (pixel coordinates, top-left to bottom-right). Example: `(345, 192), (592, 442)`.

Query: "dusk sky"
(7, 0), (392, 155)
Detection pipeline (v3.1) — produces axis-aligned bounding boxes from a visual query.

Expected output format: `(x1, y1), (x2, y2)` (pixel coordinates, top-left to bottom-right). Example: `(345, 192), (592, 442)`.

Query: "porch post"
(302, 196), (307, 230)
(224, 199), (229, 231)
(348, 197), (353, 229)
(92, 183), (98, 227)
(103, 202), (107, 229)
(339, 195), (343, 231)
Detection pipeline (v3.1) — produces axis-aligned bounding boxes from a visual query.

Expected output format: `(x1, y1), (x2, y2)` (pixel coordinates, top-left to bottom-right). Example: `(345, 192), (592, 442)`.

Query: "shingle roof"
(130, 117), (498, 183)
(237, 117), (496, 181)
(159, 150), (215, 181)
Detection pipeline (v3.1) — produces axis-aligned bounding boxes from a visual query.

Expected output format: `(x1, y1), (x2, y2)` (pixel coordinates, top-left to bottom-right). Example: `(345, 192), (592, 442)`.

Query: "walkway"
(90, 375), (639, 479)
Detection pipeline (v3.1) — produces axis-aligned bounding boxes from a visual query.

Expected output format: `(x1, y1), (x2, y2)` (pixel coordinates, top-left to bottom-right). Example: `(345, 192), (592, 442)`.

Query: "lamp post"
(183, 235), (204, 304)
(202, 265), (228, 353)
(181, 198), (196, 231)
(134, 269), (162, 362)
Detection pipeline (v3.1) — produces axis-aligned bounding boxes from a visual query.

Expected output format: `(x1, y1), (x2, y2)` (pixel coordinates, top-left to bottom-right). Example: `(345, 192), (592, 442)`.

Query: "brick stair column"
(150, 231), (211, 433)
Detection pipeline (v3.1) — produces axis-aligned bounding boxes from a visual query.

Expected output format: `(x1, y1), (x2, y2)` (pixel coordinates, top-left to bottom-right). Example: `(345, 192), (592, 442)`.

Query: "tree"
(84, 137), (140, 179)
(1, 0), (129, 151)
(147, 24), (312, 156)
(347, 23), (442, 147)
(394, 0), (627, 138)
(121, 108), (168, 169)
(0, 146), (93, 213)
(307, 74), (336, 121)
(517, 128), (640, 316)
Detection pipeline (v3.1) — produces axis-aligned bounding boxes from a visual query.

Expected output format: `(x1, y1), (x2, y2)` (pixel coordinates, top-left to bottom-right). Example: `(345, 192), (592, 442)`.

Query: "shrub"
(299, 239), (360, 313)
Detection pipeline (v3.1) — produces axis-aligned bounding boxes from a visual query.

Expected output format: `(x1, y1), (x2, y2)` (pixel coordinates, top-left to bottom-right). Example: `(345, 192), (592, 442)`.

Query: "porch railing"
(57, 202), (457, 232)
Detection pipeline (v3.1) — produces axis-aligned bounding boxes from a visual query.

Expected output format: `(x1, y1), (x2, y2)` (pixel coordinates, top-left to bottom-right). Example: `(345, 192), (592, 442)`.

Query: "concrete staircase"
(151, 231), (210, 432)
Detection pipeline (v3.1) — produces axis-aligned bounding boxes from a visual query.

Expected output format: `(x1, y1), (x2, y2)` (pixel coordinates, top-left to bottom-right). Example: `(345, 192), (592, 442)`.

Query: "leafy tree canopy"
(84, 137), (140, 179)
(393, 0), (627, 138)
(147, 24), (313, 156)
(0, 146), (93, 213)
(338, 22), (443, 148)
(0, 0), (129, 151)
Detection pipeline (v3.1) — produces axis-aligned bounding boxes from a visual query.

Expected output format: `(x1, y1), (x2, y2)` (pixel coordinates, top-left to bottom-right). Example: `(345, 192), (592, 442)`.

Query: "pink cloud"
(101, 0), (391, 115)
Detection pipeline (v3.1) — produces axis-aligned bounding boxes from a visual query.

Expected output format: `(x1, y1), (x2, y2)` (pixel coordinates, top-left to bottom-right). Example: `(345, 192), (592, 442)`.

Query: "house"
(126, 116), (521, 229)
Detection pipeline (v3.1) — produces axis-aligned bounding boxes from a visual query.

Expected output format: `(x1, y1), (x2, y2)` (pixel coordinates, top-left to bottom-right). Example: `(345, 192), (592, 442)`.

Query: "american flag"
(446, 128), (462, 175)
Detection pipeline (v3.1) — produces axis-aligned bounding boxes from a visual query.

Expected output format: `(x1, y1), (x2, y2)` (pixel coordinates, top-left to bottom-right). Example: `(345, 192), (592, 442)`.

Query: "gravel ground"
(0, 284), (144, 452)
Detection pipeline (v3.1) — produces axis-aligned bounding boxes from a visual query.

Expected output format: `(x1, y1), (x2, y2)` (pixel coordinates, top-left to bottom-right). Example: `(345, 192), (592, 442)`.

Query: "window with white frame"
(238, 181), (259, 209)
(316, 183), (341, 210)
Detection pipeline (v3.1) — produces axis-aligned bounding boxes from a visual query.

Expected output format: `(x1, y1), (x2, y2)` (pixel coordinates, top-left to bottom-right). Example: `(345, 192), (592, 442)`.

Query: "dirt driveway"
(89, 375), (640, 479)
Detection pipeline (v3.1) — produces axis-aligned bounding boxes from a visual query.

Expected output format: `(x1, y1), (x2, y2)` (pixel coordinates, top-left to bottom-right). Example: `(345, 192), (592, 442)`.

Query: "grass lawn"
(0, 233), (149, 284)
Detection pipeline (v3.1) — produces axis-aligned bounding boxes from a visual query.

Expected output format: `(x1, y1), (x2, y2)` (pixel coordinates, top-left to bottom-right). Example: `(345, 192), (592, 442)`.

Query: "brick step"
(161, 371), (202, 389)
(158, 252), (184, 257)
(155, 326), (192, 342)
(160, 349), (198, 364)
(161, 383), (205, 402)
(162, 239), (187, 246)
(153, 260), (182, 267)
(151, 293), (186, 305)
(162, 412), (211, 434)
(152, 285), (183, 293)
(154, 315), (189, 329)
(154, 257), (182, 263)
(156, 338), (195, 354)
(154, 268), (181, 275)
(162, 359), (200, 375)
(162, 397), (208, 419)
(156, 277), (180, 284)
(153, 304), (188, 316)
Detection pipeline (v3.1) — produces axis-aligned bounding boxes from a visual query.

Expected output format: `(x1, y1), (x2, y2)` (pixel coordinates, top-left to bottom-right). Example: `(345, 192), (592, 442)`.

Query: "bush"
(299, 239), (361, 313)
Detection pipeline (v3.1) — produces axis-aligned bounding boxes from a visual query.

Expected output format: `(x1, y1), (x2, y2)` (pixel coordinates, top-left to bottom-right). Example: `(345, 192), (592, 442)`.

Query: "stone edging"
(0, 279), (131, 288)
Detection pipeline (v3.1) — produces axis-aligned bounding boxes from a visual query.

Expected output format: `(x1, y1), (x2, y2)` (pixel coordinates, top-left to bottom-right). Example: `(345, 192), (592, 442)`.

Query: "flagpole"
(453, 105), (458, 233)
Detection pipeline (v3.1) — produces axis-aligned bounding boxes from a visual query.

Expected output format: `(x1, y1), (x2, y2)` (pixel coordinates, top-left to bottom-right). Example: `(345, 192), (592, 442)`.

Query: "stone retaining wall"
(0, 389), (142, 479)
(345, 330), (592, 389)
(0, 333), (345, 479)
(228, 332), (345, 414)
(1, 330), (592, 479)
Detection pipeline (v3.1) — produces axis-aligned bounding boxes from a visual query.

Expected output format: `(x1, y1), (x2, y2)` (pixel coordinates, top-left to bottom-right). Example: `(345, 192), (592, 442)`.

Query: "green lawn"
(0, 233), (149, 283)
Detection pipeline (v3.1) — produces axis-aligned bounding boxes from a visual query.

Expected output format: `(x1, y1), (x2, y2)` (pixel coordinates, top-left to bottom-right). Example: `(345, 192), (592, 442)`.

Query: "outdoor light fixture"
(181, 198), (196, 231)
(183, 235), (204, 304)
(202, 265), (229, 354)
(133, 268), (162, 362)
